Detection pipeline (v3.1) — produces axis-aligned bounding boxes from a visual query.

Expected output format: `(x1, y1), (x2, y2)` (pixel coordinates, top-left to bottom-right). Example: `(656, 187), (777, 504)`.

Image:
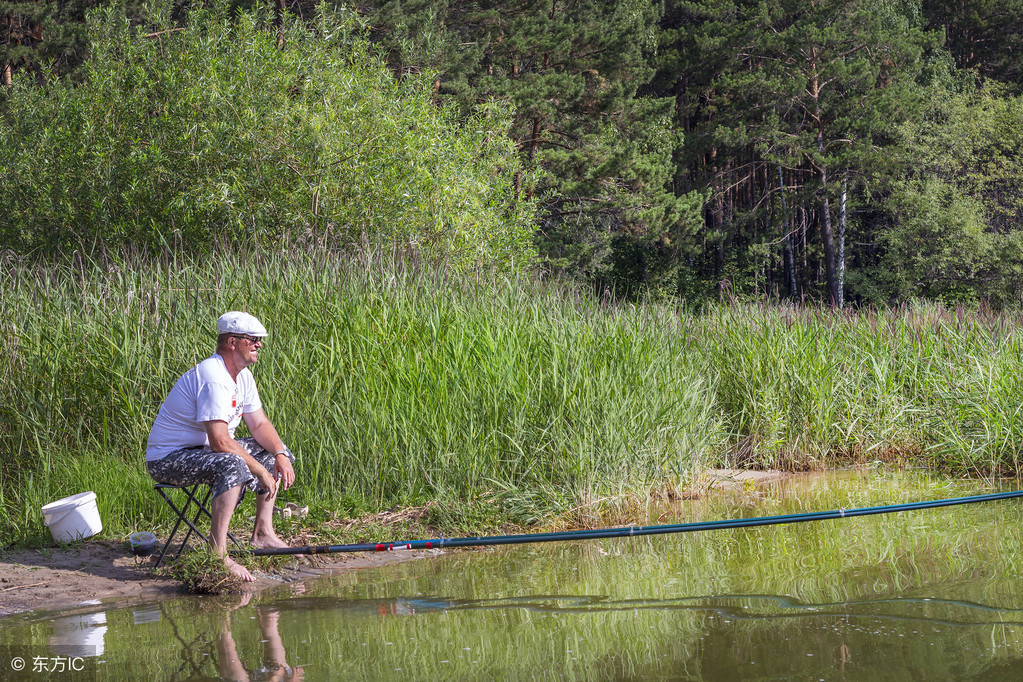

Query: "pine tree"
(362, 0), (704, 296)
(922, 0), (1023, 89)
(660, 0), (935, 305)
(1, 0), (148, 86)
(2, 1), (57, 85)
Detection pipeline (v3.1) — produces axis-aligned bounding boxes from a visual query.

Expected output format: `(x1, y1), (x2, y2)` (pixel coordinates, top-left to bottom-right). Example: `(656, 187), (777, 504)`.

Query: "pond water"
(4, 470), (1023, 680)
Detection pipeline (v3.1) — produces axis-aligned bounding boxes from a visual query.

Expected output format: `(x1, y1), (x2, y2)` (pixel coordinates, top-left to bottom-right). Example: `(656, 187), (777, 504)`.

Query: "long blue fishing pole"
(237, 489), (1023, 557)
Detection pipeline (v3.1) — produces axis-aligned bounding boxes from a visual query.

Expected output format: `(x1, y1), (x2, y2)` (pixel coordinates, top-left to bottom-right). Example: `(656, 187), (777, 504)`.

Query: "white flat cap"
(217, 311), (268, 337)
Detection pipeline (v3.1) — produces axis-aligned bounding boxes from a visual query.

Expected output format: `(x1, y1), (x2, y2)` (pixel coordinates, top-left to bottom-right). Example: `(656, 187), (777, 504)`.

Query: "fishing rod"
(235, 488), (1023, 557)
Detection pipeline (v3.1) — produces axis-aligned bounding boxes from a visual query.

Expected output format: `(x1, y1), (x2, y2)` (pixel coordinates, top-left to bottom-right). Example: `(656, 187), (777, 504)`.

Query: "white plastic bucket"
(40, 491), (103, 543)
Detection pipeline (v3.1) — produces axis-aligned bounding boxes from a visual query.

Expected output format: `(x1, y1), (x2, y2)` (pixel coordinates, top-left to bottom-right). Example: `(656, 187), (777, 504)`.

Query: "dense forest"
(4, 0), (1023, 306)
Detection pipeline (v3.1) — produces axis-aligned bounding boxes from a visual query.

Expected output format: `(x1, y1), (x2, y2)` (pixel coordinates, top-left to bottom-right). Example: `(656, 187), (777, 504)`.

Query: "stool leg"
(154, 487), (188, 568)
(154, 485), (213, 566)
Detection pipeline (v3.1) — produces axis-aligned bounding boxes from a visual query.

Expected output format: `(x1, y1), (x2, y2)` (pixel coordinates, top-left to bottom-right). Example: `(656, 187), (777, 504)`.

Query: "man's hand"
(205, 420), (280, 498)
(254, 464), (278, 499)
(274, 454), (296, 490)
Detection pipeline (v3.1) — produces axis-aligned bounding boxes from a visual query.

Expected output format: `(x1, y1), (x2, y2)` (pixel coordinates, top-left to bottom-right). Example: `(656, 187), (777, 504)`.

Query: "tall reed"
(2, 250), (1021, 545)
(699, 302), (1023, 472)
(0, 249), (718, 543)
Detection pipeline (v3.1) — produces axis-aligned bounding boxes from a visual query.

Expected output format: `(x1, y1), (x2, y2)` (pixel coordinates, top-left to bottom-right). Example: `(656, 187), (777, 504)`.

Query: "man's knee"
(212, 483), (243, 505)
(210, 452), (255, 499)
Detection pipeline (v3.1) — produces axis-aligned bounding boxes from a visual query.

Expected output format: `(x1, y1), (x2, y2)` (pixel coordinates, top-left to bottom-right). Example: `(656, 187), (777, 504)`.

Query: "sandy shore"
(0, 541), (426, 619)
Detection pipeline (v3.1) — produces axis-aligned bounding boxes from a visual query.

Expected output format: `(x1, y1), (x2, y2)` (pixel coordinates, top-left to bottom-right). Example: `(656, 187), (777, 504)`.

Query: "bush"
(0, 4), (536, 269)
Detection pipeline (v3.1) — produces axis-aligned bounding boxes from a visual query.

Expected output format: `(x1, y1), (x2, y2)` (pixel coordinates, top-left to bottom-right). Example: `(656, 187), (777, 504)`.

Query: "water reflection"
(118, 587), (308, 680)
(48, 610), (106, 657)
(132, 605), (161, 625)
(353, 592), (1023, 625)
(215, 592), (303, 682)
(5, 470), (1023, 679)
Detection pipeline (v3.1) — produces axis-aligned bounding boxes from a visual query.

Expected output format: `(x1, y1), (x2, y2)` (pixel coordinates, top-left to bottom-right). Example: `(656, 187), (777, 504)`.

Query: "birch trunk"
(809, 60), (840, 306)
(838, 172), (847, 307)
(777, 166), (797, 298)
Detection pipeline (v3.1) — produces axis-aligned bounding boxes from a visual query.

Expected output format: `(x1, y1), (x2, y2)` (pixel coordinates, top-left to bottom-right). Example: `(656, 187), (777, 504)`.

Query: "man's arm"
(242, 409), (295, 490)
(204, 420), (278, 498)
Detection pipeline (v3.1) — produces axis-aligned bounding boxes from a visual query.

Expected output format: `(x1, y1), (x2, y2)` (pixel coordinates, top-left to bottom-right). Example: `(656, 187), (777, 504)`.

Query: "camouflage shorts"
(146, 437), (296, 501)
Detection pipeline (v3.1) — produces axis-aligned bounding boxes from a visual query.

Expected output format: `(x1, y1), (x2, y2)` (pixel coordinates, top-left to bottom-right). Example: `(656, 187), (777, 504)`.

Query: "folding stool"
(152, 484), (241, 567)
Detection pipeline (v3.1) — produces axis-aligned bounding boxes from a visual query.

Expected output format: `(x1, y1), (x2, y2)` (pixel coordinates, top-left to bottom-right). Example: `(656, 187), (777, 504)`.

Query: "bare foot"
(225, 557), (255, 582)
(251, 531), (303, 558)
(250, 531), (289, 549)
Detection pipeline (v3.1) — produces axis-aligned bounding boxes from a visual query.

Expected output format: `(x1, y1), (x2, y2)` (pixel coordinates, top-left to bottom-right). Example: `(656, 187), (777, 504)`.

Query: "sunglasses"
(231, 334), (264, 344)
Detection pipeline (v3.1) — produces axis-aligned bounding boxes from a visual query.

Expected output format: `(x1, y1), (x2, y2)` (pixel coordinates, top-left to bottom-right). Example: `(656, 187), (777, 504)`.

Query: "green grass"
(0, 249), (717, 545)
(1, 249), (1021, 546)
(159, 545), (244, 595)
(701, 302), (1023, 472)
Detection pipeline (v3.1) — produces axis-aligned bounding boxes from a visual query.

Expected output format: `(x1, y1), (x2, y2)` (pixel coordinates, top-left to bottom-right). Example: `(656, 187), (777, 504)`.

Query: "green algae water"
(4, 470), (1023, 680)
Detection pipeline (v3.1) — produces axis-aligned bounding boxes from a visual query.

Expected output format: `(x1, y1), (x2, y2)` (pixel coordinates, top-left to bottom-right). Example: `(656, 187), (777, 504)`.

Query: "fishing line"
(236, 488), (1023, 557)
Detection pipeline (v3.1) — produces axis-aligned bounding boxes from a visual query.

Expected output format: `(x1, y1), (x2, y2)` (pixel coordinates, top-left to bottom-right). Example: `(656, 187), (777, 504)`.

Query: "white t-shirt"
(146, 354), (262, 461)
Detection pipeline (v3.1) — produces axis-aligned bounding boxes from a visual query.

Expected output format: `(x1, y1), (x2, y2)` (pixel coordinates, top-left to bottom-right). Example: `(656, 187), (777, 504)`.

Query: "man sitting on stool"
(146, 311), (297, 582)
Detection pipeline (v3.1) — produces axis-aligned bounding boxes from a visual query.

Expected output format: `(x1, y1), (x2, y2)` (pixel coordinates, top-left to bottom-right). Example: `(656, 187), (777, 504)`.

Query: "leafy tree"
(869, 81), (1023, 305)
(0, 4), (537, 268)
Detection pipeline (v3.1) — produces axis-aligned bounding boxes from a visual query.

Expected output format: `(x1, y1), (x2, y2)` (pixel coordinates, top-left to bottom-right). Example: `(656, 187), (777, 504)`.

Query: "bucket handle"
(44, 507), (75, 528)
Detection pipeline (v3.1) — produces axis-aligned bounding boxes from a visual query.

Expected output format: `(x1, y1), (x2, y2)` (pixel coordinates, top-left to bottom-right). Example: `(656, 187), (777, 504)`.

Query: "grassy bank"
(1, 251), (1021, 546)
(0, 250), (717, 545)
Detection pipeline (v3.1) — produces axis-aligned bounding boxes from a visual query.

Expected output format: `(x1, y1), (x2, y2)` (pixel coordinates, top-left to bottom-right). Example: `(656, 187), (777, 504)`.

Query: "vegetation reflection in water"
(5, 470), (1023, 680)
